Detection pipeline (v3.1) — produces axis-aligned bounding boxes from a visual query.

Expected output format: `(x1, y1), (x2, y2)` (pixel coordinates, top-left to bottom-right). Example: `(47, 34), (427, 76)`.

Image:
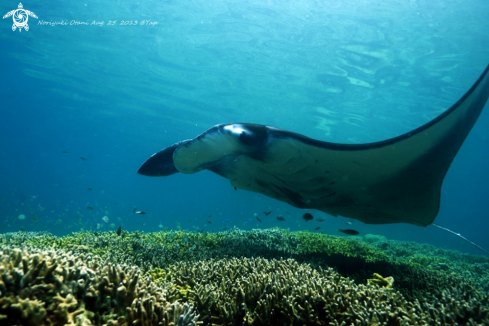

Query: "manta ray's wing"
(138, 64), (489, 226)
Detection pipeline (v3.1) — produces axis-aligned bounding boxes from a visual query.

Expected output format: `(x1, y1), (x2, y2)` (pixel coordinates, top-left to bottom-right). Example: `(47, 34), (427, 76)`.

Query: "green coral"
(136, 230), (222, 249)
(2, 229), (489, 302)
(148, 268), (194, 301)
(293, 231), (389, 263)
(406, 254), (453, 270)
(148, 267), (169, 283)
(368, 273), (395, 288)
(171, 284), (193, 301)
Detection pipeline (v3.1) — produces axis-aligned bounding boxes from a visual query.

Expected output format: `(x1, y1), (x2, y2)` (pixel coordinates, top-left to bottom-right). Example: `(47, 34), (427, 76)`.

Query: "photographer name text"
(37, 20), (158, 27)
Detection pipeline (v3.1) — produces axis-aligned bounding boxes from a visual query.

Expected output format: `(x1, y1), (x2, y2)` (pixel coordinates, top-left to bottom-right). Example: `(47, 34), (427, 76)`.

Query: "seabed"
(1, 228), (488, 325)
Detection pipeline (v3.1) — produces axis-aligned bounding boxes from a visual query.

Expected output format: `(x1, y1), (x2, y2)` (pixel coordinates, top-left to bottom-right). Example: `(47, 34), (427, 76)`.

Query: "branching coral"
(0, 247), (201, 326)
(159, 257), (489, 326)
(293, 231), (389, 263)
(368, 272), (394, 288)
(2, 230), (489, 326)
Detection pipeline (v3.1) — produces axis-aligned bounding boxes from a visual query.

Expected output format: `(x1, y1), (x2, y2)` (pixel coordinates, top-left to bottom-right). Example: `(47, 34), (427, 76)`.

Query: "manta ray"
(138, 64), (489, 226)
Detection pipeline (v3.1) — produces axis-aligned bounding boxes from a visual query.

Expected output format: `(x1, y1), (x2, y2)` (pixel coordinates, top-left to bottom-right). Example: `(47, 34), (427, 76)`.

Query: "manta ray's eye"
(239, 130), (256, 145)
(222, 124), (267, 147)
(236, 125), (267, 146)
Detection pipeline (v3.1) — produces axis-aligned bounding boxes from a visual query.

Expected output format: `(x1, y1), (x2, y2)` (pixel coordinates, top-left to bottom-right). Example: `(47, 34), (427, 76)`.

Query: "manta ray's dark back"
(139, 64), (489, 226)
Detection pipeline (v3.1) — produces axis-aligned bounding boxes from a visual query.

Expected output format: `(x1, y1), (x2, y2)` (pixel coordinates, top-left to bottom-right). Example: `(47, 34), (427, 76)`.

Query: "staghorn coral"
(293, 231), (389, 263)
(2, 230), (489, 315)
(362, 233), (388, 245)
(1, 231), (489, 325)
(0, 247), (200, 326)
(156, 257), (489, 326)
(0, 297), (46, 326)
(367, 272), (394, 288)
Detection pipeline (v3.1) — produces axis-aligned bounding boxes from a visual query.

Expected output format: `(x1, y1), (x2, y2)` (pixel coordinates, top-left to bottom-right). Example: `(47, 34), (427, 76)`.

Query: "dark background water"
(1, 0), (488, 255)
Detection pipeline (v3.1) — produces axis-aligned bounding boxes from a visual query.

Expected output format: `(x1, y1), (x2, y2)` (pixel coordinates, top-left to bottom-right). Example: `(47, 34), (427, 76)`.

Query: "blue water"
(1, 0), (488, 255)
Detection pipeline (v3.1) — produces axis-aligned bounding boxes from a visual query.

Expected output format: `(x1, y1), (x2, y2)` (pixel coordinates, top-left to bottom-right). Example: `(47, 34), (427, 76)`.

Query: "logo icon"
(3, 3), (38, 32)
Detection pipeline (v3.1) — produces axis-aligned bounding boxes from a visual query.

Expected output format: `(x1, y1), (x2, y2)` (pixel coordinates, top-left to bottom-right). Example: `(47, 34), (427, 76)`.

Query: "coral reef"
(362, 233), (388, 244)
(2, 229), (488, 300)
(0, 247), (200, 326)
(293, 231), (388, 263)
(1, 229), (489, 325)
(364, 237), (489, 294)
(158, 257), (489, 325)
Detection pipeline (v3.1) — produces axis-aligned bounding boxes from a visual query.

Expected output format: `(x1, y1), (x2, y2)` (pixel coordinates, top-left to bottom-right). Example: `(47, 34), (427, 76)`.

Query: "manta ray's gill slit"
(258, 183), (284, 200)
(271, 184), (306, 208)
(324, 191), (337, 198)
(271, 174), (287, 184)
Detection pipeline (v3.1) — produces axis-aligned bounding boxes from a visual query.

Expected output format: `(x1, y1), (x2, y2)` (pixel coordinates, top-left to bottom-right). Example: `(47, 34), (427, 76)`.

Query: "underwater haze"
(1, 0), (489, 255)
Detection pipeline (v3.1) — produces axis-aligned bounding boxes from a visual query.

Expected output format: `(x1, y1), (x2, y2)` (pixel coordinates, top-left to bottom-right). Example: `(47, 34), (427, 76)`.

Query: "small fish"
(345, 221), (353, 225)
(302, 213), (313, 222)
(206, 220), (212, 224)
(339, 229), (360, 235)
(109, 223), (116, 228)
(133, 207), (146, 214)
(87, 188), (92, 191)
(208, 215), (212, 218)
(80, 157), (87, 161)
(86, 206), (93, 210)
(234, 187), (237, 191)
(276, 216), (286, 221)
(116, 226), (122, 236)
(55, 219), (62, 224)
(18, 214), (26, 220)
(263, 211), (272, 216)
(256, 217), (263, 223)
(316, 218), (325, 222)
(314, 227), (321, 230)
(102, 216), (109, 223)
(32, 216), (40, 222)
(62, 151), (69, 153)
(95, 223), (101, 229)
